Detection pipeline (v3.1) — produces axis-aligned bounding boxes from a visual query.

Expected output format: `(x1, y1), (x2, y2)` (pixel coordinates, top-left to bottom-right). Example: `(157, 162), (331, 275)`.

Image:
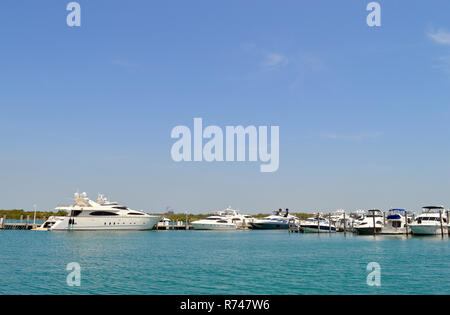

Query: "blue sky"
(1, 1), (450, 213)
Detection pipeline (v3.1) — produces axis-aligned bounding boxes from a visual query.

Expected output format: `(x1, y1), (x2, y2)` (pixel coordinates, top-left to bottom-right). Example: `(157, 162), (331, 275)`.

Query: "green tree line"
(0, 209), (66, 220)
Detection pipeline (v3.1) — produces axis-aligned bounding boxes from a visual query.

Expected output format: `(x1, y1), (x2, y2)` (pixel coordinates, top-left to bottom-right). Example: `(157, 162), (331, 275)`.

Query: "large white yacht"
(410, 206), (448, 236)
(249, 209), (299, 230)
(191, 207), (254, 230)
(39, 192), (160, 231)
(353, 209), (384, 235)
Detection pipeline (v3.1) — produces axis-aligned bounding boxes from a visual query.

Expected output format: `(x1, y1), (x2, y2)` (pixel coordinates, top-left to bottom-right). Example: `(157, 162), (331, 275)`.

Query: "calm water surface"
(0, 230), (449, 294)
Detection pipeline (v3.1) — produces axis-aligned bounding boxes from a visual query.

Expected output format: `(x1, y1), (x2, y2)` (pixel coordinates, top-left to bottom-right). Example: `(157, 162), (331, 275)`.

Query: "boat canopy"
(422, 206), (445, 214)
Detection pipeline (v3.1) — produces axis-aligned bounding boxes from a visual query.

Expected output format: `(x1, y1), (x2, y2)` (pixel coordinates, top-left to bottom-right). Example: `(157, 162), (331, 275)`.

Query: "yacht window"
(113, 206), (128, 210)
(89, 211), (118, 216)
(90, 211), (119, 216)
(127, 212), (144, 215)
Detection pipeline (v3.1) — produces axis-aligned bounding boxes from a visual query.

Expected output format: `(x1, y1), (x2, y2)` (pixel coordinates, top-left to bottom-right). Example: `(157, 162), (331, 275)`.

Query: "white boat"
(354, 209), (384, 235)
(249, 209), (299, 230)
(328, 209), (352, 232)
(410, 206), (448, 236)
(161, 217), (171, 226)
(191, 207), (254, 230)
(347, 209), (365, 231)
(40, 192), (160, 231)
(380, 208), (412, 235)
(250, 209), (300, 230)
(300, 215), (336, 233)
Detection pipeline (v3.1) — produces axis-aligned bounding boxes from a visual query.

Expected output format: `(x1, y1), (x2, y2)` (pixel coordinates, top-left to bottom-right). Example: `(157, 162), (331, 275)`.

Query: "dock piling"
(405, 213), (409, 236)
(343, 212), (346, 235)
(447, 211), (450, 235)
(372, 213), (376, 236)
(329, 213), (331, 233)
(317, 213), (320, 234)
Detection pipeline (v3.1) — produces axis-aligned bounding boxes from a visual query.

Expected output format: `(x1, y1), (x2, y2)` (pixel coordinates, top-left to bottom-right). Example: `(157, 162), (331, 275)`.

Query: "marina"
(1, 192), (449, 241)
(1, 197), (449, 295)
(2, 207), (449, 237)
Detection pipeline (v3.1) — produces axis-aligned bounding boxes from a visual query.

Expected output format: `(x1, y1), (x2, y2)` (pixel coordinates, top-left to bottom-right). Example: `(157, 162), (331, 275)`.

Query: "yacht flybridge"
(39, 192), (161, 231)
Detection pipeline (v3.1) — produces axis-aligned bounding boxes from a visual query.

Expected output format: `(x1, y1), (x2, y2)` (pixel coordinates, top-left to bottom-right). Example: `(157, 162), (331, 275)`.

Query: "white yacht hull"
(44, 216), (161, 231)
(191, 223), (237, 230)
(410, 224), (448, 235)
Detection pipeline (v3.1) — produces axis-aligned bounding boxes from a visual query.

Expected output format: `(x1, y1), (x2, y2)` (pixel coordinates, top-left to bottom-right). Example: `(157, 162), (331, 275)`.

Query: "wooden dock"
(0, 214), (42, 230)
(156, 222), (192, 230)
(1, 223), (41, 230)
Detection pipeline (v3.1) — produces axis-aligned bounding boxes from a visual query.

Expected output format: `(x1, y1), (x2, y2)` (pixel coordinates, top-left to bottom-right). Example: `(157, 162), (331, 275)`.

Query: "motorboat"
(250, 209), (299, 230)
(353, 209), (384, 235)
(328, 209), (352, 232)
(380, 208), (412, 235)
(410, 206), (448, 236)
(300, 215), (337, 233)
(39, 192), (161, 231)
(191, 207), (254, 230)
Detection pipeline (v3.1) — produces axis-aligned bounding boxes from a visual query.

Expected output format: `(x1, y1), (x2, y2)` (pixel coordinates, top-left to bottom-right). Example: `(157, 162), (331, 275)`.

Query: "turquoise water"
(0, 230), (449, 295)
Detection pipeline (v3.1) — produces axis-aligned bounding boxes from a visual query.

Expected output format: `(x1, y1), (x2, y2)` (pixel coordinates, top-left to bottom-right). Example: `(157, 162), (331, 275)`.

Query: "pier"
(156, 222), (192, 230)
(0, 215), (42, 230)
